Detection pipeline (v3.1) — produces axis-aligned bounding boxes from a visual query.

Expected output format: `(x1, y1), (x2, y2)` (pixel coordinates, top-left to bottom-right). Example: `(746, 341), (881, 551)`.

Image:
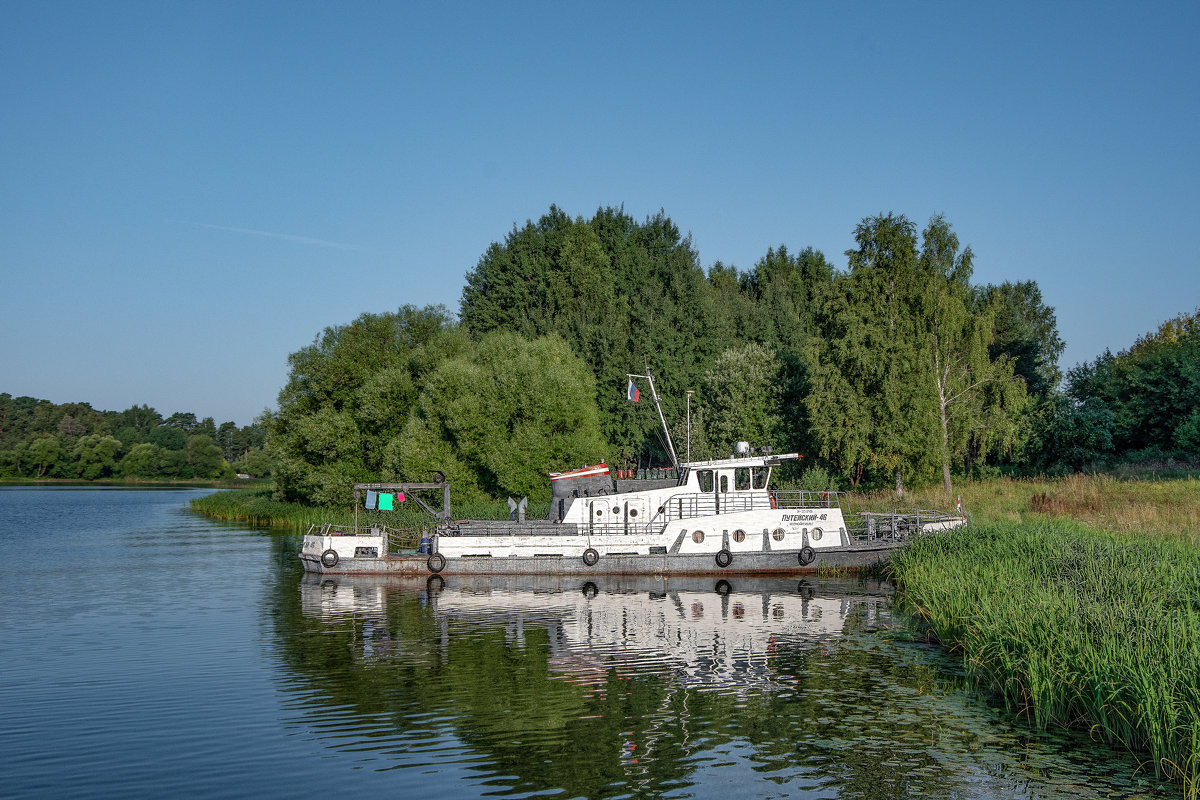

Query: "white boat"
(300, 370), (965, 577)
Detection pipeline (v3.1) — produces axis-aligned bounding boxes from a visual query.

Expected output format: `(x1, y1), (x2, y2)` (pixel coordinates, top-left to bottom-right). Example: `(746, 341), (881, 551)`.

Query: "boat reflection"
(284, 566), (1171, 800)
(300, 573), (893, 691)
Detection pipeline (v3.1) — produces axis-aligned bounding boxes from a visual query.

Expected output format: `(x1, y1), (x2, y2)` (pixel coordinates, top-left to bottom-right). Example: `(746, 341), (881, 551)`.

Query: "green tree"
(164, 412), (199, 433)
(70, 434), (122, 480)
(982, 281), (1064, 399)
(149, 425), (187, 451)
(462, 206), (720, 468)
(119, 442), (162, 478)
(27, 435), (62, 478)
(918, 216), (1026, 492)
(186, 435), (232, 479)
(807, 213), (937, 492)
(116, 404), (162, 438)
(388, 332), (607, 503)
(268, 304), (461, 503)
(231, 446), (275, 478)
(1039, 394), (1115, 471)
(700, 343), (784, 455)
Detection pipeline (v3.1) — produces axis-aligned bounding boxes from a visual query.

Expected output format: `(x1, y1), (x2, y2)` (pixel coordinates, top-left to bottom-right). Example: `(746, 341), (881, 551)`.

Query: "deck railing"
(653, 490), (841, 523)
(843, 509), (963, 542)
(306, 522), (433, 553)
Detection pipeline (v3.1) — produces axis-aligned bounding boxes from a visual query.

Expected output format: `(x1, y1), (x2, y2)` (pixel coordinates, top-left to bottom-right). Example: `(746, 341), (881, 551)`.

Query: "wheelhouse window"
(697, 469), (714, 493)
(735, 467), (768, 490)
(735, 468), (750, 490)
(720, 474), (729, 493)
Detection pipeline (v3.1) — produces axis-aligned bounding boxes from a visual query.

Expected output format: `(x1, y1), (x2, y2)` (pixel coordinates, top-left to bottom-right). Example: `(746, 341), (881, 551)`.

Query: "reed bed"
(190, 488), (549, 529)
(887, 520), (1200, 796)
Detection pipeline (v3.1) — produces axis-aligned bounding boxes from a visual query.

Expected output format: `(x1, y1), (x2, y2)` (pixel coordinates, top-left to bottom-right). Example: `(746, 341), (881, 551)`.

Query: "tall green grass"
(190, 488), (550, 529)
(888, 520), (1200, 796)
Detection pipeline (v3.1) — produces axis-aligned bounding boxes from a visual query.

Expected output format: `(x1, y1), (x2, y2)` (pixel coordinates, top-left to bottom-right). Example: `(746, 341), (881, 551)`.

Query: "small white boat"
(300, 370), (964, 577)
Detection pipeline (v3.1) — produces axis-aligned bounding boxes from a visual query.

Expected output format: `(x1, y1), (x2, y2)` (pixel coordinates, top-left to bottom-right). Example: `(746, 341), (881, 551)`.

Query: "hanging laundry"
(378, 492), (394, 511)
(365, 490), (378, 510)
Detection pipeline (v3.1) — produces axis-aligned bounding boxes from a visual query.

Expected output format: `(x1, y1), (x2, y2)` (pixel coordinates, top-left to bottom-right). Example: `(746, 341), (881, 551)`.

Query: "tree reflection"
(266, 537), (1167, 799)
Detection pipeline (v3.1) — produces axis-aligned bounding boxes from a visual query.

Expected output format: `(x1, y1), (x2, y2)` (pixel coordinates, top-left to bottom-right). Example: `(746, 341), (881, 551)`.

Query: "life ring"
(582, 547), (600, 567)
(427, 552), (446, 573)
(715, 548), (733, 568)
(320, 549), (339, 568)
(769, 493), (777, 510)
(798, 546), (816, 567)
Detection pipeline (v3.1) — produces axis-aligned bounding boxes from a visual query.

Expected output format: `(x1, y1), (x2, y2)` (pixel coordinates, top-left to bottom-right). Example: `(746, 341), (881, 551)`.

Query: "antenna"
(629, 365), (680, 474)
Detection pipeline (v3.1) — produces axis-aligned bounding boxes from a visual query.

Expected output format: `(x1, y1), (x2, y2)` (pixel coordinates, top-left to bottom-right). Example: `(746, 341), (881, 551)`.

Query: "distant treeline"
(0, 397), (272, 480)
(265, 205), (1198, 506)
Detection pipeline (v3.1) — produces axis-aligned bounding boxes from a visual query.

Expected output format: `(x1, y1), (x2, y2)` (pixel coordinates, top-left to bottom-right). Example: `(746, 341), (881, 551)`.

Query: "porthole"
(772, 528), (786, 541)
(595, 509), (603, 517)
(733, 529), (746, 543)
(811, 527), (824, 542)
(612, 507), (620, 514)
(692, 530), (705, 544)
(630, 509), (638, 518)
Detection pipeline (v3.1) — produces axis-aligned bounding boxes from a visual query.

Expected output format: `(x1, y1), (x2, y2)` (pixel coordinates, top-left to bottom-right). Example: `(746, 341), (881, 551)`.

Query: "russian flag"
(626, 379), (640, 402)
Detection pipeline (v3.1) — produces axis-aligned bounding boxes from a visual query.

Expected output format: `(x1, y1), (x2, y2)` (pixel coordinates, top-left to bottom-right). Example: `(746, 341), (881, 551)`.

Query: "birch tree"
(919, 216), (1025, 492)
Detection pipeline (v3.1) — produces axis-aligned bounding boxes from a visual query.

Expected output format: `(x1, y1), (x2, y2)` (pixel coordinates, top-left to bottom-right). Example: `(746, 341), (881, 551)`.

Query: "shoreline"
(188, 474), (1199, 795)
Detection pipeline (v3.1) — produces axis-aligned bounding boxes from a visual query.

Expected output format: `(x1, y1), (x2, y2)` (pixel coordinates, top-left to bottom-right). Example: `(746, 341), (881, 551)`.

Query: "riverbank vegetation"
(0, 397), (273, 481)
(887, 519), (1200, 796)
(190, 487), (547, 528)
(257, 205), (1195, 509)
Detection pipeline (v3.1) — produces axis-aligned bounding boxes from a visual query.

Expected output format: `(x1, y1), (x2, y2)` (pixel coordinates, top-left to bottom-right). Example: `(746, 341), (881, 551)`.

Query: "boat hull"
(299, 541), (901, 577)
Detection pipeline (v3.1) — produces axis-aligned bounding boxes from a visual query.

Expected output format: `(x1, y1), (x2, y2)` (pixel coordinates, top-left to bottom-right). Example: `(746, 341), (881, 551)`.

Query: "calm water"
(0, 487), (1174, 799)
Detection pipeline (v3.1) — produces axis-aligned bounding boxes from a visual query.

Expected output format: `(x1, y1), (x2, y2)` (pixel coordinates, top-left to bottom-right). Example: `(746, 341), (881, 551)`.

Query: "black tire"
(426, 574), (445, 592)
(715, 579), (733, 596)
(582, 547), (600, 567)
(582, 581), (598, 599)
(715, 548), (733, 568)
(798, 546), (816, 567)
(427, 552), (446, 573)
(320, 549), (339, 568)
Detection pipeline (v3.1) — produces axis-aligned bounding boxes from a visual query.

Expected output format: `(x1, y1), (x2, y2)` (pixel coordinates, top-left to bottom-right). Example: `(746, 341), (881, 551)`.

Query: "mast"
(630, 367), (680, 474)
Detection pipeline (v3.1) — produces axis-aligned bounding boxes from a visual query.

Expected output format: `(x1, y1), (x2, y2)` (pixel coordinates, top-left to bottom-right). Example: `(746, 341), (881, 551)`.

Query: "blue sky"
(2, 2), (1197, 426)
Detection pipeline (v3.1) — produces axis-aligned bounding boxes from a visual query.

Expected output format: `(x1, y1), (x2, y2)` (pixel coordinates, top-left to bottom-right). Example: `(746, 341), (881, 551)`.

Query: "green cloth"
(378, 492), (394, 511)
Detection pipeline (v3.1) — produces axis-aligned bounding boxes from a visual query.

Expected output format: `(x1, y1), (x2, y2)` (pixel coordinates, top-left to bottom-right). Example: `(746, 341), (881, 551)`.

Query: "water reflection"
(277, 570), (1170, 799)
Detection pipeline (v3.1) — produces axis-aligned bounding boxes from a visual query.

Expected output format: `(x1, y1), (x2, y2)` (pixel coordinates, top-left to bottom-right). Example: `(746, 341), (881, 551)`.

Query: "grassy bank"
(855, 472), (1199, 541)
(190, 488), (550, 529)
(888, 520), (1200, 795)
